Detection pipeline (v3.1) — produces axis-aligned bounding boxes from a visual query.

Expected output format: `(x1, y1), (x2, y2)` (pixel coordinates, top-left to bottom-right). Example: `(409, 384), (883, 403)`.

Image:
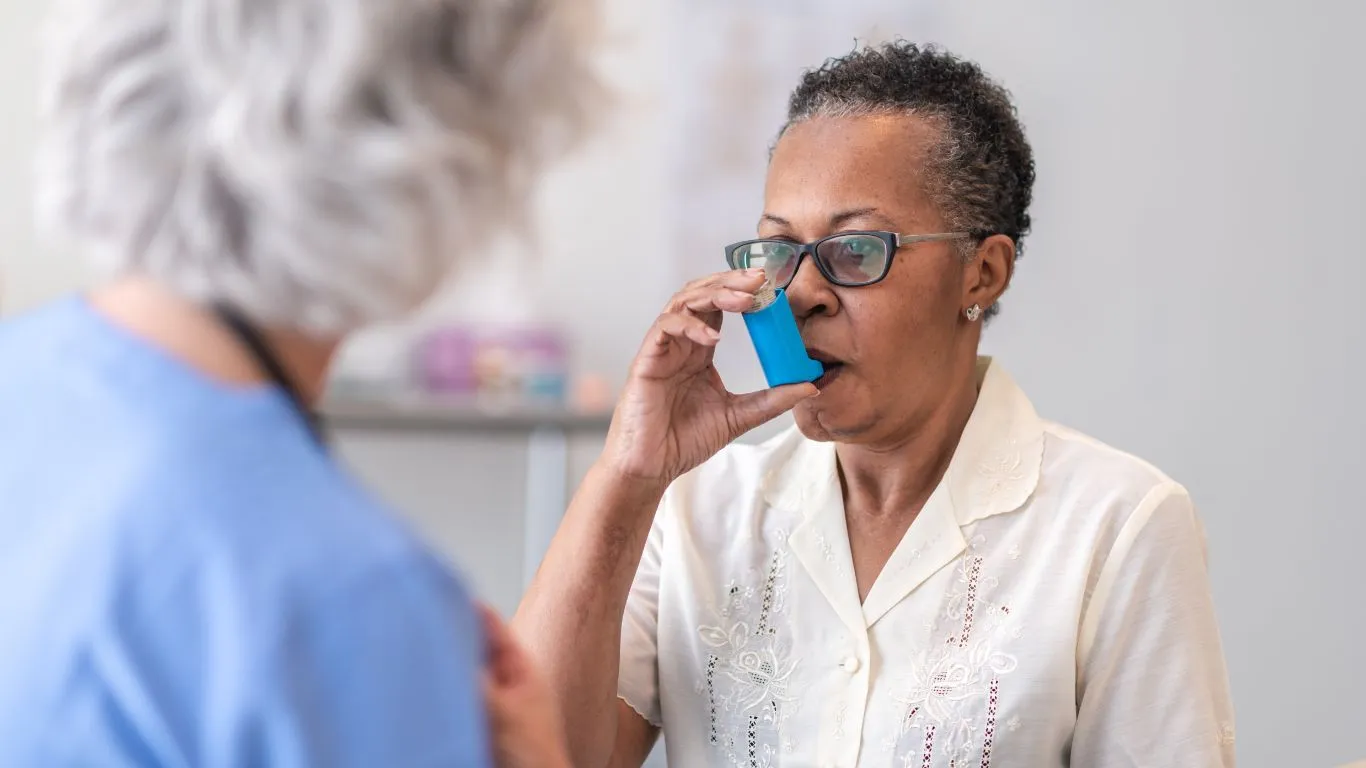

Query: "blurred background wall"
(3, 0), (1363, 765)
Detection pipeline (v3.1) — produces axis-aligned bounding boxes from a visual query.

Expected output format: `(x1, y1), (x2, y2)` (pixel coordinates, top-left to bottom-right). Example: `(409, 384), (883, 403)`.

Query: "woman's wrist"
(587, 457), (672, 509)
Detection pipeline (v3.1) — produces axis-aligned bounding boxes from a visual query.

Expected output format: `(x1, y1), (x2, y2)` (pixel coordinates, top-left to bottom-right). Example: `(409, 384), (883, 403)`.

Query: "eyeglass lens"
(730, 234), (890, 288)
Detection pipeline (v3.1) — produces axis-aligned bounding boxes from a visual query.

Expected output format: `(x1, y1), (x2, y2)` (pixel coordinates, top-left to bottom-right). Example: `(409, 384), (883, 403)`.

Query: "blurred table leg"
(523, 426), (569, 588)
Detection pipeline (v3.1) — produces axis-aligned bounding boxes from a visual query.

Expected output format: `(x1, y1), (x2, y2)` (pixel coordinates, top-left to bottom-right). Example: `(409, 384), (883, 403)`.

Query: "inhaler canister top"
(750, 280), (779, 313)
(741, 282), (824, 388)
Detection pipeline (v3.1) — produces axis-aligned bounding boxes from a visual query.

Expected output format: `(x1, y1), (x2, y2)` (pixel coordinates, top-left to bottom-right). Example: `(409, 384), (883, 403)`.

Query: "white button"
(839, 655), (861, 673)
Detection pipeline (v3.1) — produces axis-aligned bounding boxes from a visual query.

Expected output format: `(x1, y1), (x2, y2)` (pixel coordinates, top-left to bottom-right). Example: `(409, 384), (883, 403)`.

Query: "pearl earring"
(964, 304), (983, 321)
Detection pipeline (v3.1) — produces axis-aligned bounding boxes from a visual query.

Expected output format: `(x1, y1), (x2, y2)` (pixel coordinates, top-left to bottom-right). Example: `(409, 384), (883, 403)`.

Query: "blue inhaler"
(741, 281), (824, 387)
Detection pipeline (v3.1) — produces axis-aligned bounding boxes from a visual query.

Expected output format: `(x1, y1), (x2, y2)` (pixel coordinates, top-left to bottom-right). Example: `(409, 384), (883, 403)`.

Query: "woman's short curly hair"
(38, 0), (599, 334)
(782, 42), (1035, 319)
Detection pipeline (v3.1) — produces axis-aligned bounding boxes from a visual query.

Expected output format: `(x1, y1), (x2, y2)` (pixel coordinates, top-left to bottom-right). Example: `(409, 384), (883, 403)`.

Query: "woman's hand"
(482, 605), (572, 768)
(600, 269), (817, 488)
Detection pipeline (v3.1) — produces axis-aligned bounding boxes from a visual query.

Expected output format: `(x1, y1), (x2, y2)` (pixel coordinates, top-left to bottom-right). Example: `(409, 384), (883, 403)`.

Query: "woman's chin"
(793, 398), (872, 443)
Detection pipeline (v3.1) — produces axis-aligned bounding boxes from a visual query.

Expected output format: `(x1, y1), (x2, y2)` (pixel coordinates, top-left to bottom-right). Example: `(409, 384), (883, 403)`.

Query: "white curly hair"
(37, 0), (599, 335)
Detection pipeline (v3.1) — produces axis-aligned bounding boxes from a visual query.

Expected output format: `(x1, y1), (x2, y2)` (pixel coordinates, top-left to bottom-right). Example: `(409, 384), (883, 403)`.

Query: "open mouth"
(805, 348), (846, 389)
(813, 365), (844, 389)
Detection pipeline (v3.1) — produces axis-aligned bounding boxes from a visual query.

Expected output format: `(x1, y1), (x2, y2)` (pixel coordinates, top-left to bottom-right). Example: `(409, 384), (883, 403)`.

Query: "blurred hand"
(600, 269), (817, 487)
(481, 605), (571, 768)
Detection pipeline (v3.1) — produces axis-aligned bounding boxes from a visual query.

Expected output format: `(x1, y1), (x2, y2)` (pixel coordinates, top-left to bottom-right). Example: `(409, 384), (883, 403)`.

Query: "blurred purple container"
(415, 325), (568, 400)
(415, 327), (479, 394)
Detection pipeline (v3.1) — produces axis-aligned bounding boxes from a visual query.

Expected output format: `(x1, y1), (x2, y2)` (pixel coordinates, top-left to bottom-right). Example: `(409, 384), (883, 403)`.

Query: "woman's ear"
(963, 234), (1016, 313)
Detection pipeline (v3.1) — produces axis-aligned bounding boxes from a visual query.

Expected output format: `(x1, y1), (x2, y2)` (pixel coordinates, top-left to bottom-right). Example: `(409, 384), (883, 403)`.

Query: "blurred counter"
(323, 395), (613, 433)
(322, 395), (611, 616)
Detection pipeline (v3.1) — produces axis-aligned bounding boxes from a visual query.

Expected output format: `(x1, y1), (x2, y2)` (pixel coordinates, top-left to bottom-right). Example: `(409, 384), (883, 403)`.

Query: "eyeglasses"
(724, 231), (975, 289)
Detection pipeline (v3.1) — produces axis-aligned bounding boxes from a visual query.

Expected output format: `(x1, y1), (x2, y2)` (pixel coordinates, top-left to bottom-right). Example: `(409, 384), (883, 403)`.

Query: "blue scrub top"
(0, 298), (492, 767)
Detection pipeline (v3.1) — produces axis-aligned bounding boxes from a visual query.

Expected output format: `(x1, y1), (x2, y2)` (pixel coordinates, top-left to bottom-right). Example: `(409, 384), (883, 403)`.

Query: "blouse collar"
(762, 357), (1046, 629)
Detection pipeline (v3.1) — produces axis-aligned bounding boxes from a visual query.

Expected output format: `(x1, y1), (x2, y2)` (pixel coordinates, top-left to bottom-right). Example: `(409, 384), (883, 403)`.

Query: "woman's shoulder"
(1022, 419), (1202, 568)
(1036, 419), (1185, 503)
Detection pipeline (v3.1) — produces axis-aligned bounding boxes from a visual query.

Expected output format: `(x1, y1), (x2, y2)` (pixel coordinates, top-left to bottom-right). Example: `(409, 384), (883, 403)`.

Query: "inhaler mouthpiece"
(741, 280), (824, 388)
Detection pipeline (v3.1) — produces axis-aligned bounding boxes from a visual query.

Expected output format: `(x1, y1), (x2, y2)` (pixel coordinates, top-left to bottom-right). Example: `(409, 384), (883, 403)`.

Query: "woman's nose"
(784, 256), (837, 319)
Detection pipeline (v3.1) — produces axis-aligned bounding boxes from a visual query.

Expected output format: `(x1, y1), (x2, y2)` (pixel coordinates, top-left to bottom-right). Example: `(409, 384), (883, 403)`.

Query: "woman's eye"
(831, 244), (866, 262)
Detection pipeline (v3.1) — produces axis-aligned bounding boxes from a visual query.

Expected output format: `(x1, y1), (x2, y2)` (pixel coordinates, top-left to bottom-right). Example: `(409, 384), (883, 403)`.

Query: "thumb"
(726, 382), (818, 437)
(478, 604), (522, 685)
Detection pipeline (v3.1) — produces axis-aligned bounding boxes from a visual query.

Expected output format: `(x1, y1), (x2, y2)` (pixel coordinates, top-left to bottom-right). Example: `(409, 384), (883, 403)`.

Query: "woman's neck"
(87, 277), (338, 404)
(835, 365), (981, 520)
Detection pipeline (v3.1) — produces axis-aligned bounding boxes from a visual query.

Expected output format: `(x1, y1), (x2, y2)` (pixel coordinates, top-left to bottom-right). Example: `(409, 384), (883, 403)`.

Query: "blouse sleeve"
(617, 500), (667, 728)
(1072, 482), (1236, 766)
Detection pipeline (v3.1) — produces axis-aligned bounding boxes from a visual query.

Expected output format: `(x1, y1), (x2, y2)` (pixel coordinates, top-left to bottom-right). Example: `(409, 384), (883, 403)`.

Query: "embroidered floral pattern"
(696, 538), (797, 768)
(980, 678), (999, 768)
(814, 532), (848, 578)
(755, 551), (781, 636)
(888, 542), (1022, 765)
(957, 557), (984, 647)
(722, 581), (755, 618)
(895, 639), (1017, 746)
(705, 653), (721, 744)
(970, 436), (1029, 508)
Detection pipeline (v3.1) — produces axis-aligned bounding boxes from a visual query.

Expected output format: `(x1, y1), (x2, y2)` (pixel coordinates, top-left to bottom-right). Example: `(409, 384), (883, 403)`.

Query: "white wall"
(940, 2), (1366, 765)
(4, 0), (1364, 765)
(0, 2), (79, 312)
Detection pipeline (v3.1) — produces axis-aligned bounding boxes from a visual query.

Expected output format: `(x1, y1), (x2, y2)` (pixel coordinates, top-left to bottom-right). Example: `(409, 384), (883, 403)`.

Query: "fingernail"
(745, 267), (767, 277)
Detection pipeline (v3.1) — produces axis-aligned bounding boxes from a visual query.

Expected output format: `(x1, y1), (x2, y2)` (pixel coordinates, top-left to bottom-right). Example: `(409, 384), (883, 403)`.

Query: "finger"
(726, 382), (819, 436)
(478, 604), (522, 685)
(678, 287), (761, 316)
(715, 267), (769, 289)
(481, 670), (515, 727)
(481, 670), (501, 706)
(648, 312), (721, 349)
(677, 267), (768, 295)
(661, 286), (758, 333)
(479, 603), (508, 650)
(667, 271), (767, 314)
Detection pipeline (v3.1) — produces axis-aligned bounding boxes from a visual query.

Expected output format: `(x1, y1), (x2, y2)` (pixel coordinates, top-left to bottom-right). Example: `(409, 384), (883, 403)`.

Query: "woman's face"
(763, 114), (1005, 445)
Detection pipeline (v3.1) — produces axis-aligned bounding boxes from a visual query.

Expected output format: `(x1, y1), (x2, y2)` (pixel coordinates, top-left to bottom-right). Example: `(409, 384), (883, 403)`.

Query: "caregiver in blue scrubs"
(0, 0), (598, 765)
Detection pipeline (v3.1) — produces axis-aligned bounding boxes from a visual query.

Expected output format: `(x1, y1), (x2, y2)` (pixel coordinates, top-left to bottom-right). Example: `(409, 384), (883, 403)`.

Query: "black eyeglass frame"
(724, 230), (984, 288)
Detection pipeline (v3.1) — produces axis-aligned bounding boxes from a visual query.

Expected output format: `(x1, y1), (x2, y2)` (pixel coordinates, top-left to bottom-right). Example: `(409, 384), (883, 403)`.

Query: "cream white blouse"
(618, 359), (1235, 768)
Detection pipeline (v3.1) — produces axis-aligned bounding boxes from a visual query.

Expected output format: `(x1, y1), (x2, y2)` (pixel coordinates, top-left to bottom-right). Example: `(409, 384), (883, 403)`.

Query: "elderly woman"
(0, 0), (595, 765)
(518, 43), (1235, 767)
